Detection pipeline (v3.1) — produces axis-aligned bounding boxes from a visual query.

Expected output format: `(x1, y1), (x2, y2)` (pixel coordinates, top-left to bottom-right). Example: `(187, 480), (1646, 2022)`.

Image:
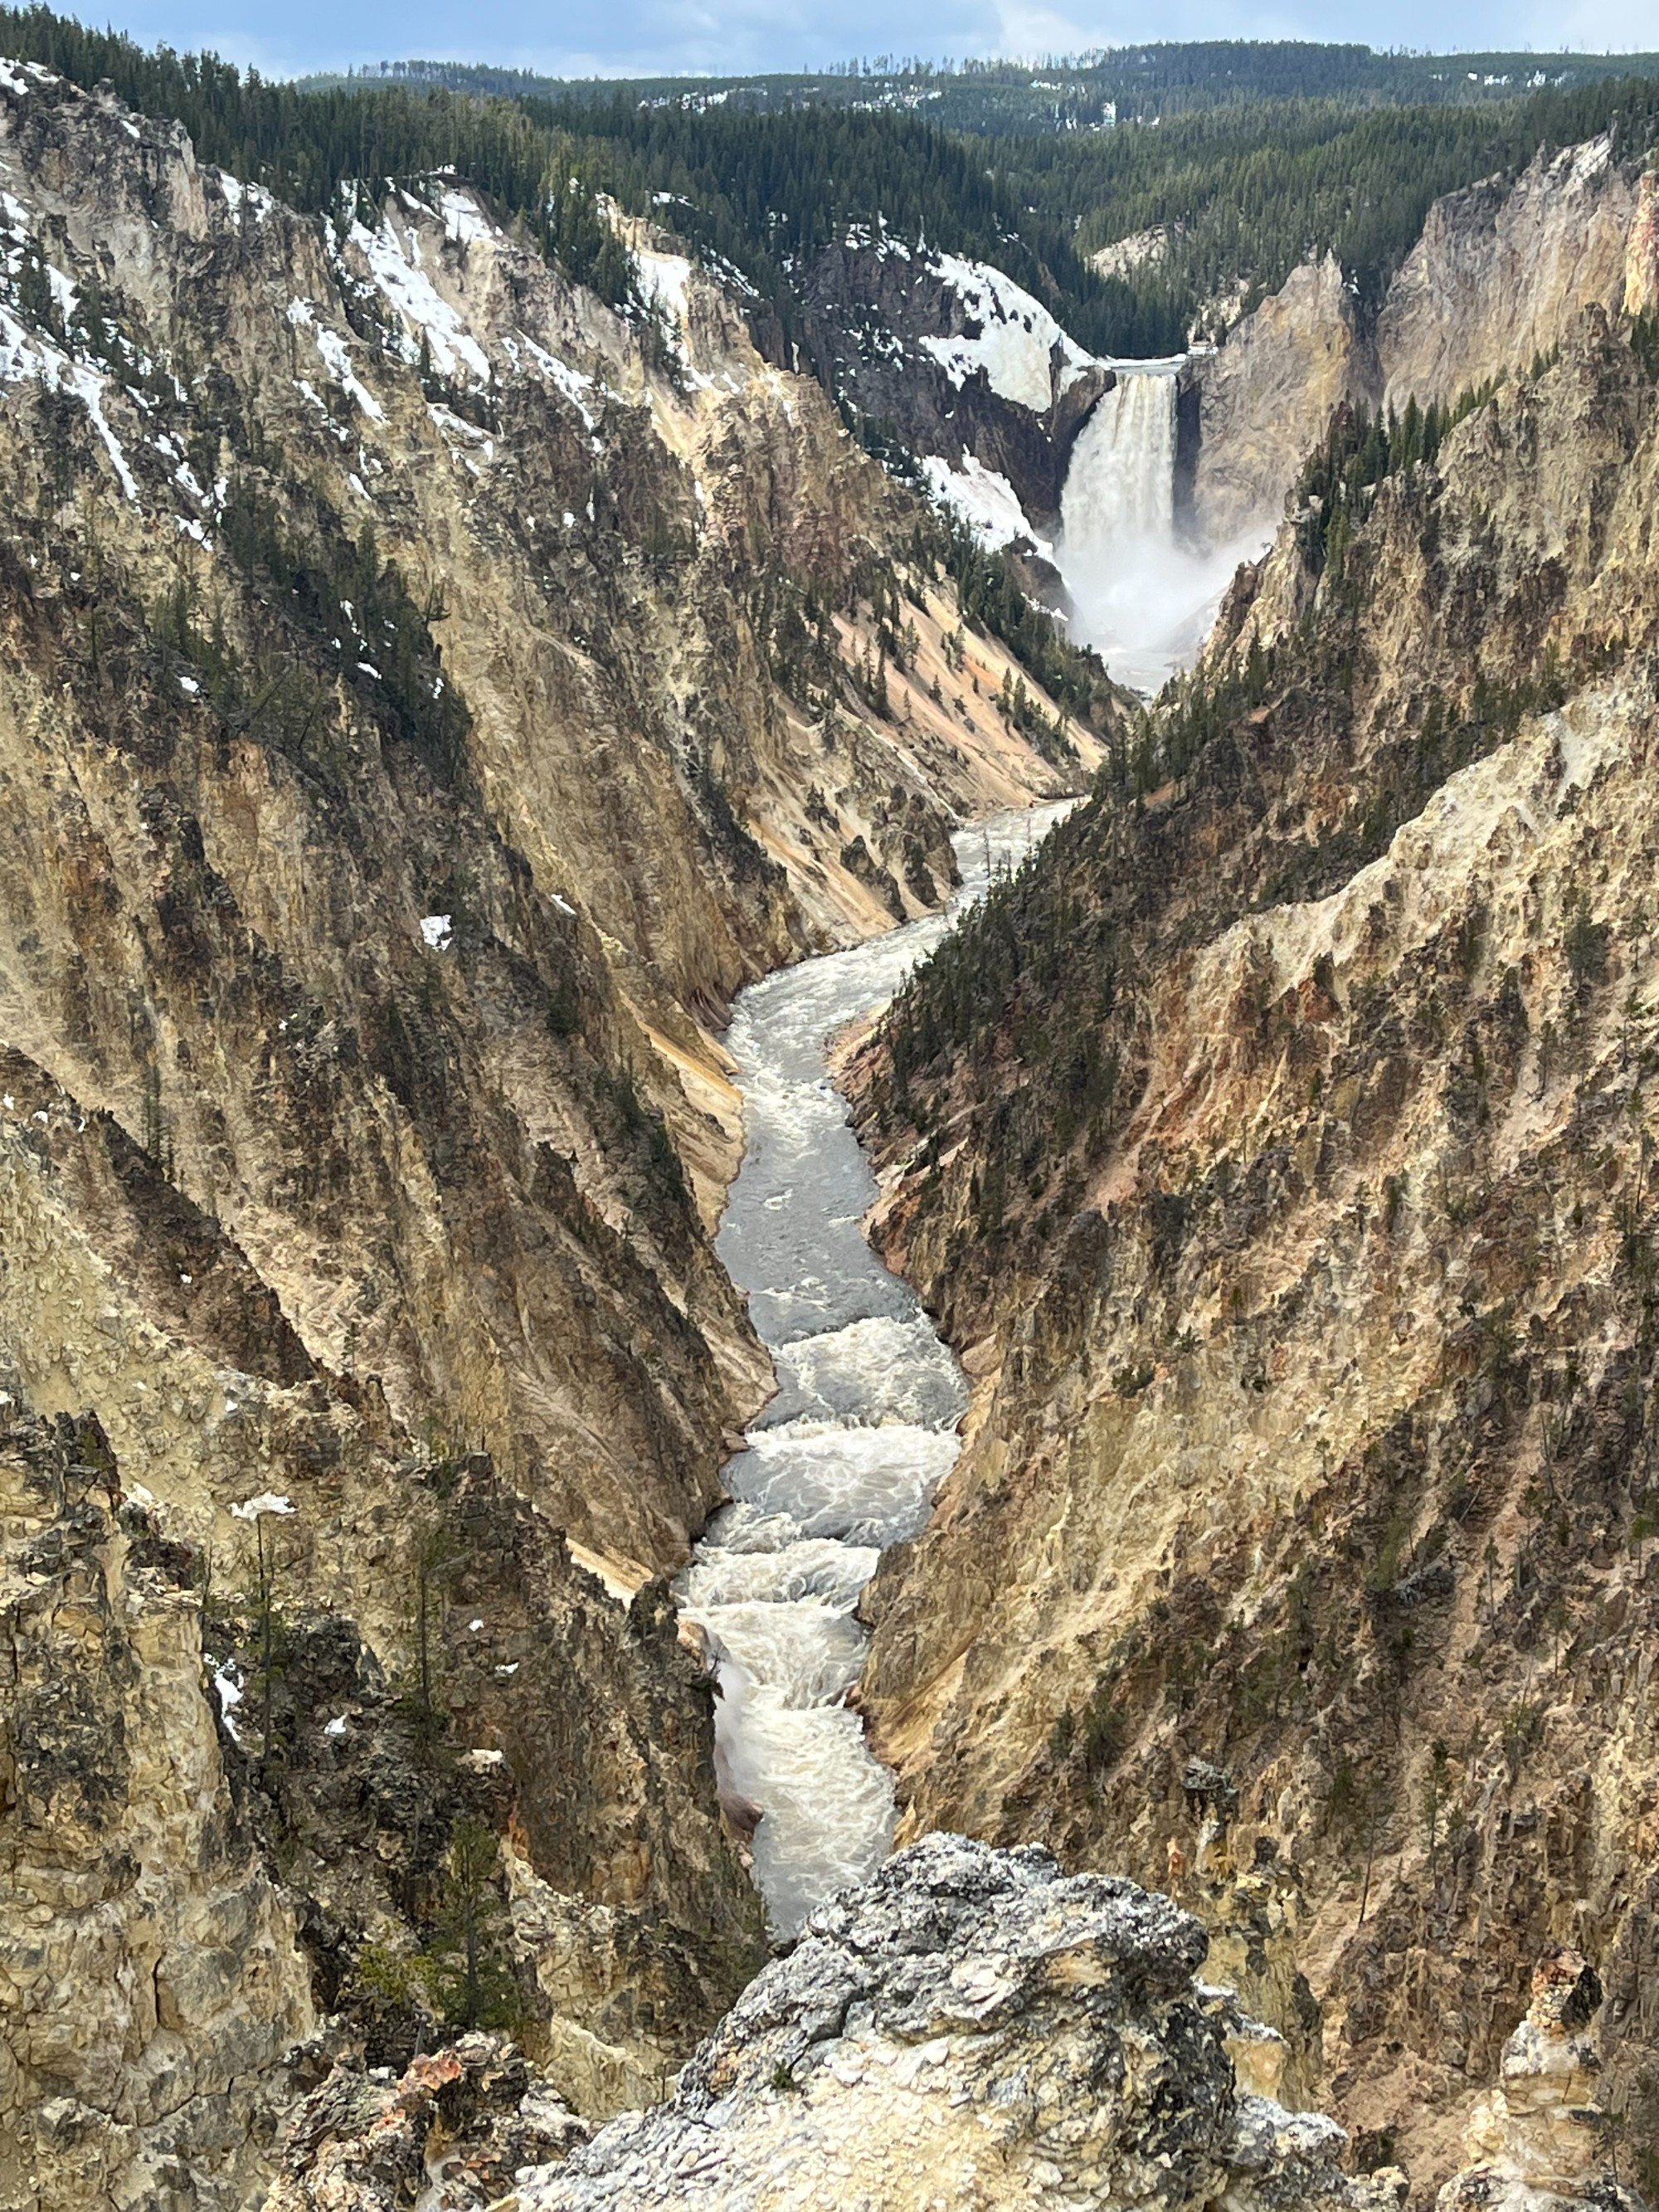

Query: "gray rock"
(506, 1834), (1365, 2211)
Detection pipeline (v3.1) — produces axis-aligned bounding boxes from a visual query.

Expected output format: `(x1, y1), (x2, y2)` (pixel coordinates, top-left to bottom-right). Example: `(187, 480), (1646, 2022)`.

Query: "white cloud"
(1520, 0), (1658, 46)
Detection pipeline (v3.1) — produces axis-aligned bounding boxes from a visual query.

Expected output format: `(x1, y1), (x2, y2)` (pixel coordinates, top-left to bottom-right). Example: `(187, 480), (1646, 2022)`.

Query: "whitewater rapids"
(677, 806), (1067, 1937)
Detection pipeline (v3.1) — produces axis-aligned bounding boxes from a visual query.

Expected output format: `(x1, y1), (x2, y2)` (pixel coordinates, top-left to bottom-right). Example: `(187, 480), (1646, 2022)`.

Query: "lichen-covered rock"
(504, 1834), (1365, 2212)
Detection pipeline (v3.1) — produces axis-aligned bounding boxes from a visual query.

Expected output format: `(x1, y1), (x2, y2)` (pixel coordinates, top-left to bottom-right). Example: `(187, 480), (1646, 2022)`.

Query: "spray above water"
(1058, 361), (1268, 696)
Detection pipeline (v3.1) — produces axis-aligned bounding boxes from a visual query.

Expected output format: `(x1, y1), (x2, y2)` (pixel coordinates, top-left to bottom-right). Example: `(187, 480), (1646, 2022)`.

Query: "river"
(675, 803), (1070, 1937)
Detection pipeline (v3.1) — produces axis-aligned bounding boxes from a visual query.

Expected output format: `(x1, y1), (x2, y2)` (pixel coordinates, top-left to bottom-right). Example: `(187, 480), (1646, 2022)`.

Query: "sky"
(94, 0), (1659, 85)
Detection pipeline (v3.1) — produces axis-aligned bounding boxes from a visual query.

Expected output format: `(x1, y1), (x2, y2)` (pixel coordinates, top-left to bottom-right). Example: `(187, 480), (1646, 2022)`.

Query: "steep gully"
(677, 376), (1194, 1936)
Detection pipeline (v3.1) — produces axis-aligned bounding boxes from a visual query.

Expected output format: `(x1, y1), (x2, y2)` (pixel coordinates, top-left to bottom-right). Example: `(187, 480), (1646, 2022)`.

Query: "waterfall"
(1058, 366), (1179, 560)
(1055, 358), (1264, 695)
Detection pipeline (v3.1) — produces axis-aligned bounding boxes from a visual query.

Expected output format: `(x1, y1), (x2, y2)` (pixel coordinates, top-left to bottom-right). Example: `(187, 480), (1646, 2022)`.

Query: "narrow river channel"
(675, 803), (1071, 1937)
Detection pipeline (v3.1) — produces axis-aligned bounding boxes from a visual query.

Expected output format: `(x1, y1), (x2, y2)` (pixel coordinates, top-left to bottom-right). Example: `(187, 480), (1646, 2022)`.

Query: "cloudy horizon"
(66, 0), (1659, 89)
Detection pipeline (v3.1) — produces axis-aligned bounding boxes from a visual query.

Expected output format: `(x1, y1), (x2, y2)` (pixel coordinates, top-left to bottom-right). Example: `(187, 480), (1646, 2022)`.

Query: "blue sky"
(99, 0), (1657, 85)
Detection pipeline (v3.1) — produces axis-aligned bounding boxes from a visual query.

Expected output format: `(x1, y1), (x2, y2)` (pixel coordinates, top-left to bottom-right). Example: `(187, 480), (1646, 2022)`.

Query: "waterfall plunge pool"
(677, 805), (1069, 1937)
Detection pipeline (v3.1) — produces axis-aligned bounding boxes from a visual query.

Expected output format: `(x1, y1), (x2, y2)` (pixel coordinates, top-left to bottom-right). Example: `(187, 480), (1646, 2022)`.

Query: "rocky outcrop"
(1627, 171), (1659, 321)
(257, 1873), (1652, 2212)
(1438, 1951), (1634, 2212)
(265, 2036), (587, 2212)
(502, 1832), (1366, 2212)
(798, 240), (1112, 532)
(1189, 134), (1653, 545)
(1376, 134), (1643, 414)
(847, 311), (1659, 2185)
(1187, 256), (1374, 545)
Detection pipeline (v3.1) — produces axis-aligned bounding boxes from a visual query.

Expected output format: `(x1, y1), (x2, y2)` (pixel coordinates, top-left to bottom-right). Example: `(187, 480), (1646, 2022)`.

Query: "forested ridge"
(5, 5), (1658, 359)
(319, 42), (1659, 133)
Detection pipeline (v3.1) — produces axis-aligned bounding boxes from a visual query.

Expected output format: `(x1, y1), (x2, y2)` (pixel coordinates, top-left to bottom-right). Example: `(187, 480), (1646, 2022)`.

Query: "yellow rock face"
(849, 300), (1659, 2187)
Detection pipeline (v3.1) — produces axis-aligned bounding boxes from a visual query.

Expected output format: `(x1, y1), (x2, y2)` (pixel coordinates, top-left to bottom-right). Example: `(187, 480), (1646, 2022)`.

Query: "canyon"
(848, 163), (1659, 2205)
(0, 54), (1093, 2211)
(2, 35), (1658, 2212)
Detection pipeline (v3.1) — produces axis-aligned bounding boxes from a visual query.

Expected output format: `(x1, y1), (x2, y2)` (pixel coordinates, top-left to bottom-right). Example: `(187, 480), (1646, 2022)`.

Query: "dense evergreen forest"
(317, 42), (1659, 134)
(3, 7), (1657, 357)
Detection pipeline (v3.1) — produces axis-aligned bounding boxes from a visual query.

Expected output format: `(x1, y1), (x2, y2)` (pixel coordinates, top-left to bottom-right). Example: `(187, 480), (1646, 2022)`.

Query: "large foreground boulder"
(501, 1832), (1365, 2211)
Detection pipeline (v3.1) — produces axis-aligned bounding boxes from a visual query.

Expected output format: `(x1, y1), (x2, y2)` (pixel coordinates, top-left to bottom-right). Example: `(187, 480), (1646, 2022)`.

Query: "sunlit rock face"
(1188, 134), (1652, 546)
(845, 296), (1659, 2185)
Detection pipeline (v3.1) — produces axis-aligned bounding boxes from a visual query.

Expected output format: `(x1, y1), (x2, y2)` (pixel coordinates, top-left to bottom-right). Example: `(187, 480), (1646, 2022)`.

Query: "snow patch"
(0, 302), (139, 501)
(420, 914), (453, 950)
(439, 187), (494, 246)
(520, 334), (596, 427)
(918, 251), (1094, 414)
(351, 214), (491, 387)
(427, 400), (489, 447)
(0, 58), (58, 97)
(213, 1662), (243, 1739)
(920, 452), (1048, 556)
(231, 1491), (294, 1519)
(313, 326), (384, 421)
(634, 246), (693, 328)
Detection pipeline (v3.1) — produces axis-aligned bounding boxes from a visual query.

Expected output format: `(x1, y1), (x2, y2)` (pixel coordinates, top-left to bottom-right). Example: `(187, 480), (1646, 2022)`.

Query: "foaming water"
(1058, 359), (1269, 696)
(678, 805), (1068, 1936)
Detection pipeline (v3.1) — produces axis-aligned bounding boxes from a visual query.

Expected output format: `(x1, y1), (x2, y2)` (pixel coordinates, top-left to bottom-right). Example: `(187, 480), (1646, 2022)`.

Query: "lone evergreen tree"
(426, 1815), (520, 2032)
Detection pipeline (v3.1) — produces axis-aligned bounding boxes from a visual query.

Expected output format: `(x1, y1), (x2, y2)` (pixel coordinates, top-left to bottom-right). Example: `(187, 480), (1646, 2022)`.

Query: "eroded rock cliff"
(849, 303), (1659, 2190)
(1190, 134), (1659, 545)
(0, 56), (1097, 2210)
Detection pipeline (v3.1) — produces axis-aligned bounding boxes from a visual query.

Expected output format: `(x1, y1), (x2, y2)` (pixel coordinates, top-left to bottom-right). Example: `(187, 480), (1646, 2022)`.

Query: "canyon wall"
(0, 61), (1093, 2209)
(849, 300), (1659, 2191)
(798, 239), (1111, 538)
(1190, 136), (1659, 545)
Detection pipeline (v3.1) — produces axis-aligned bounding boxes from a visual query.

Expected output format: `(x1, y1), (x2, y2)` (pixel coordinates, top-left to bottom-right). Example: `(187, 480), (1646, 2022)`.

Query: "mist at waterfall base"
(1058, 363), (1270, 697)
(677, 807), (1068, 1939)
